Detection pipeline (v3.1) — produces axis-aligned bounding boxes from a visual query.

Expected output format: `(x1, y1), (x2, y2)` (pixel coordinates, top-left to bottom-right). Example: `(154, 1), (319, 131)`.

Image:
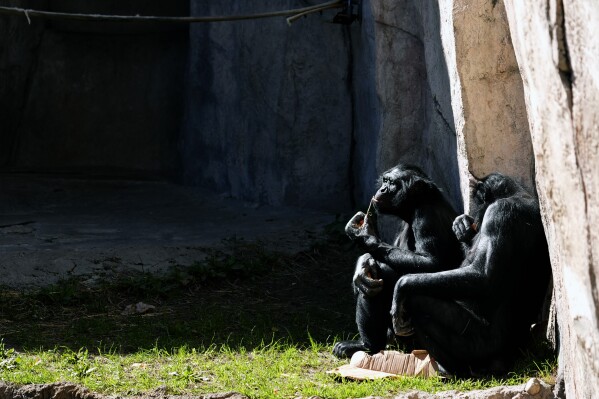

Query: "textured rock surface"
(504, 1), (599, 398)
(0, 383), (250, 399)
(450, 0), (535, 210)
(349, 0), (462, 209)
(182, 0), (464, 212)
(181, 1), (353, 210)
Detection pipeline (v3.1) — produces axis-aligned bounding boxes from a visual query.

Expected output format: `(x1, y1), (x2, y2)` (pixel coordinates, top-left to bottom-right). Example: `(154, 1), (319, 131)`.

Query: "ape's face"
(373, 167), (411, 214)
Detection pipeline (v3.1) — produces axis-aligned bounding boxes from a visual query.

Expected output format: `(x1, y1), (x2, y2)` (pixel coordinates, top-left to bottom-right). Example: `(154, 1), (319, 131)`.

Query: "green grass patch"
(0, 230), (557, 398)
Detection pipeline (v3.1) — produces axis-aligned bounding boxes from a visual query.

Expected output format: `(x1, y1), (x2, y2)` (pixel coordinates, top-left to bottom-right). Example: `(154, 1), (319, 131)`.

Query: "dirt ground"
(0, 380), (557, 399)
(0, 173), (336, 287)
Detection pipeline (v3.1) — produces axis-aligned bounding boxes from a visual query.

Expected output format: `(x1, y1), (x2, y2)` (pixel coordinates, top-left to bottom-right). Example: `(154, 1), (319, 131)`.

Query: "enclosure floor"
(0, 173), (335, 287)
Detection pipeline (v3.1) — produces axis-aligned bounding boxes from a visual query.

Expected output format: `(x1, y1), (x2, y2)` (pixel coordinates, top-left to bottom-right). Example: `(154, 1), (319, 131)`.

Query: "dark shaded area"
(0, 231), (359, 352)
(397, 173), (552, 376)
(0, 0), (188, 179)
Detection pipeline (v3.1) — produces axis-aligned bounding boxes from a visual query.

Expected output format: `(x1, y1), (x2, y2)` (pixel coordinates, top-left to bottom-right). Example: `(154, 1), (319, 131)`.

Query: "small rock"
(525, 377), (541, 396)
(512, 394), (526, 399)
(121, 302), (156, 315)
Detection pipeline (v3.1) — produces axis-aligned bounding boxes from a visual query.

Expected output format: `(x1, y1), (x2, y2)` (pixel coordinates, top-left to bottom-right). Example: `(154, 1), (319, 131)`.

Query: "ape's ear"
(409, 176), (434, 196)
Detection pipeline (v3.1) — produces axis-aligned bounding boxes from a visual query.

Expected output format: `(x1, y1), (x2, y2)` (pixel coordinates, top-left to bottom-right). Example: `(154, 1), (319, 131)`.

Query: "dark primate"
(333, 164), (463, 358)
(391, 173), (551, 375)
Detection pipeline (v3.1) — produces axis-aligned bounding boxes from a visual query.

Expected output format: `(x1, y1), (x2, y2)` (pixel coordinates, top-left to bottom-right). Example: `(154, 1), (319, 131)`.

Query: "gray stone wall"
(181, 0), (464, 212)
(181, 1), (354, 210)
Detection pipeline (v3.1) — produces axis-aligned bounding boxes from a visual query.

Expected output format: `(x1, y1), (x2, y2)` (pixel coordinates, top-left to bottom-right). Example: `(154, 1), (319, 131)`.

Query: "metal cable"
(0, 1), (343, 25)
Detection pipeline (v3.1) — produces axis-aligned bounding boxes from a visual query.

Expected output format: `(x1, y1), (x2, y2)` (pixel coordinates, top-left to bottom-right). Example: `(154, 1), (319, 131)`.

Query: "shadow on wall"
(181, 1), (354, 211)
(181, 0), (463, 213)
(0, 0), (463, 214)
(350, 0), (462, 211)
(0, 0), (189, 180)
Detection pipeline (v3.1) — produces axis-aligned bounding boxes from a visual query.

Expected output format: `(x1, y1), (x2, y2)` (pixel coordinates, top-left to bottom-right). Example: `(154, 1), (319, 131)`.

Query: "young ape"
(391, 173), (551, 375)
(333, 164), (463, 358)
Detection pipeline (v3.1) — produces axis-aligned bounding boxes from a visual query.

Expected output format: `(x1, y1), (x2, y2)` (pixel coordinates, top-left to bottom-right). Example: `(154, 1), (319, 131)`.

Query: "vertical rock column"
(504, 1), (599, 397)
(450, 0), (535, 210)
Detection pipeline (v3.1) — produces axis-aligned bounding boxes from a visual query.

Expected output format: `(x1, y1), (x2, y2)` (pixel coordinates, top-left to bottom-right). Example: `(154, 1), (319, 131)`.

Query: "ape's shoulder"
(481, 193), (540, 235)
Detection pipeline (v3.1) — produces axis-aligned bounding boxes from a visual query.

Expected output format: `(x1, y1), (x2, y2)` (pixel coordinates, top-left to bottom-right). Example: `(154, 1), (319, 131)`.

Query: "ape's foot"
(332, 340), (368, 359)
(391, 309), (414, 337)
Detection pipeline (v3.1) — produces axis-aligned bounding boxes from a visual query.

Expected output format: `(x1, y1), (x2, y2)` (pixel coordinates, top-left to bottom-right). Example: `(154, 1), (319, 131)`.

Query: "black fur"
(391, 173), (551, 375)
(333, 164), (463, 358)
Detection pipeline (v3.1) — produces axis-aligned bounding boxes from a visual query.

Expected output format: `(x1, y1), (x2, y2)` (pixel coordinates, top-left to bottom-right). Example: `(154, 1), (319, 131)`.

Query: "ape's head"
(471, 172), (526, 203)
(469, 172), (527, 220)
(372, 164), (438, 218)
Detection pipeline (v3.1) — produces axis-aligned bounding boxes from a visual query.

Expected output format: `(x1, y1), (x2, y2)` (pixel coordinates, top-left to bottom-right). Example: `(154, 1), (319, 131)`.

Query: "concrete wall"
(181, 1), (353, 210)
(2, 0), (465, 212)
(181, 0), (463, 211)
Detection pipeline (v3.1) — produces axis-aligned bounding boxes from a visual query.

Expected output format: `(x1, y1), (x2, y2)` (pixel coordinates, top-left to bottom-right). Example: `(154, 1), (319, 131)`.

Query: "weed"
(61, 348), (96, 379)
(0, 339), (21, 371)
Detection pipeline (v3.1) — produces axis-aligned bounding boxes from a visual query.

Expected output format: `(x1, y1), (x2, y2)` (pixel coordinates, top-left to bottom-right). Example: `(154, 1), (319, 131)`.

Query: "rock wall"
(181, 0), (463, 211)
(366, 0), (463, 208)
(181, 1), (354, 210)
(448, 0), (535, 211)
(504, 1), (599, 397)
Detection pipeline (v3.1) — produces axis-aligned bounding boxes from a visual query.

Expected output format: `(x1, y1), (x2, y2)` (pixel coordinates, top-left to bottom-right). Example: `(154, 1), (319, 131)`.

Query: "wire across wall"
(0, 0), (344, 26)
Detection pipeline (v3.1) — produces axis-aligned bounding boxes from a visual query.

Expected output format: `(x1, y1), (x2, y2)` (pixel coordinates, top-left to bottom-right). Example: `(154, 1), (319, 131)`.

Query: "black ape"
(333, 164), (463, 358)
(391, 173), (551, 375)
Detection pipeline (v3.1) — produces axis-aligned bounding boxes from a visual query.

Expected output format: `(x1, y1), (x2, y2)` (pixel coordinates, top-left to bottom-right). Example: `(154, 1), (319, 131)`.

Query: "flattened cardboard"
(328, 350), (439, 380)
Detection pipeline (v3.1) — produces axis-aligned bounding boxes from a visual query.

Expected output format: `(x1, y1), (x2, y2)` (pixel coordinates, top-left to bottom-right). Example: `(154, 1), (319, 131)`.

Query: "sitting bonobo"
(333, 164), (463, 358)
(391, 173), (551, 375)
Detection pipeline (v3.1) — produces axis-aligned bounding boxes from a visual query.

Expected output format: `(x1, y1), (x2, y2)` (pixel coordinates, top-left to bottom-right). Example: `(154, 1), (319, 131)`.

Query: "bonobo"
(333, 164), (463, 358)
(391, 173), (551, 375)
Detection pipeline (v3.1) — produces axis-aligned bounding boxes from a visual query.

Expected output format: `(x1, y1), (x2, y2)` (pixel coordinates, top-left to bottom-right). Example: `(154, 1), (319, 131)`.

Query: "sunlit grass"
(0, 338), (556, 399)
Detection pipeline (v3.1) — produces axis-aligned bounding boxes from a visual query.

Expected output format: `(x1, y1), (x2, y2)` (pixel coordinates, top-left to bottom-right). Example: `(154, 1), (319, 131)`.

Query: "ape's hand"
(353, 254), (383, 297)
(452, 214), (477, 243)
(345, 212), (377, 244)
(390, 276), (414, 336)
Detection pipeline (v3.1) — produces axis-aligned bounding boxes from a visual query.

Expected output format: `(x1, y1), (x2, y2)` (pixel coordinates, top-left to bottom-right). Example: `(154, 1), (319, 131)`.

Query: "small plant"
(0, 339), (21, 370)
(62, 348), (95, 379)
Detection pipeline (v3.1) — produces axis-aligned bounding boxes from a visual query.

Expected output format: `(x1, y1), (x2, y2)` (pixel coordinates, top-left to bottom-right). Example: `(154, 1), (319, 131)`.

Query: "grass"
(0, 228), (557, 398)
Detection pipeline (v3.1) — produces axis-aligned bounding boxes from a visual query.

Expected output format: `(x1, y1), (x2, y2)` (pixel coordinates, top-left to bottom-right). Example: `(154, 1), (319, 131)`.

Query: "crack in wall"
(346, 25), (357, 211)
(555, 0), (572, 110)
(374, 19), (424, 46)
(7, 22), (46, 167)
(3, 21), (46, 166)
(433, 95), (456, 136)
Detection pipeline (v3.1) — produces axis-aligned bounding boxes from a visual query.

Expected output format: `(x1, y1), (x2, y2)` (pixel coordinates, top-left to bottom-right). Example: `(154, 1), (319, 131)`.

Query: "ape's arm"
(363, 238), (439, 273)
(346, 211), (445, 274)
(394, 204), (506, 299)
